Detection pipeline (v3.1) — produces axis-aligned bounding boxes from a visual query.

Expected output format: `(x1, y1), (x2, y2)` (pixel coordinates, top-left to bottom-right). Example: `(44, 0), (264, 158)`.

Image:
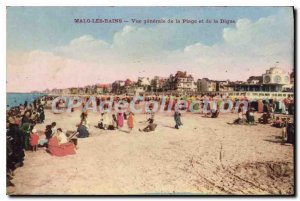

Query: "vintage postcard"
(6, 6), (295, 195)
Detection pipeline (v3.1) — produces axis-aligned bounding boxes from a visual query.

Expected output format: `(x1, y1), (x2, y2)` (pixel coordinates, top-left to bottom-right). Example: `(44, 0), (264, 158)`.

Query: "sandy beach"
(8, 108), (294, 195)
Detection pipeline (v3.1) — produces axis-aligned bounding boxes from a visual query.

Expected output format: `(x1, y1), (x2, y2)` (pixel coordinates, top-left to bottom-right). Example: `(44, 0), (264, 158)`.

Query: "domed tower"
(262, 65), (290, 85)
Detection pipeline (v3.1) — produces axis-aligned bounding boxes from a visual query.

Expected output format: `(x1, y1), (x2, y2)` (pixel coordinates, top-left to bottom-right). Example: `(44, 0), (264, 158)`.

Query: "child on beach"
(127, 112), (134, 132)
(30, 129), (39, 152)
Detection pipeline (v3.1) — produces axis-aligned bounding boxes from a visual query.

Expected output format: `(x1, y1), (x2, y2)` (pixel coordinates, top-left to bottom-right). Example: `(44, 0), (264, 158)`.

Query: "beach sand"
(8, 109), (294, 195)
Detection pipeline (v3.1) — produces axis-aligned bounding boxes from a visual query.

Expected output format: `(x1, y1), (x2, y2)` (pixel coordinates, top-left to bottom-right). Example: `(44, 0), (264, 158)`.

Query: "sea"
(7, 93), (47, 110)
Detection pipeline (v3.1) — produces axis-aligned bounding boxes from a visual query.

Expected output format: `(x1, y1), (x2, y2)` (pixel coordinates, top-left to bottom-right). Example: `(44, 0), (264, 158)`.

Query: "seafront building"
(46, 65), (294, 99)
(227, 66), (292, 92)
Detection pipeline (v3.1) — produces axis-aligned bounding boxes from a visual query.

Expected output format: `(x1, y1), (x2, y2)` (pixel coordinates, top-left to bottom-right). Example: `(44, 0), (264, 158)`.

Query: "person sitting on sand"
(146, 107), (155, 122)
(102, 112), (111, 130)
(211, 107), (220, 118)
(272, 117), (283, 128)
(139, 119), (157, 133)
(98, 113), (104, 129)
(245, 108), (255, 124)
(30, 128), (39, 152)
(77, 120), (89, 138)
(56, 128), (68, 145)
(232, 107), (245, 124)
(258, 112), (271, 124)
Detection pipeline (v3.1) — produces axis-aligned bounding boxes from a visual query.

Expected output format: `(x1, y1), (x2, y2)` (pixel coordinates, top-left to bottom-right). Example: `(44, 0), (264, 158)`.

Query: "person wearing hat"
(30, 128), (39, 152)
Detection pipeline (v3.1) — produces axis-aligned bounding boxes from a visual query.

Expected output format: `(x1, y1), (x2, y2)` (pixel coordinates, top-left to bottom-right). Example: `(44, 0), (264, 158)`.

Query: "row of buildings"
(45, 65), (294, 95)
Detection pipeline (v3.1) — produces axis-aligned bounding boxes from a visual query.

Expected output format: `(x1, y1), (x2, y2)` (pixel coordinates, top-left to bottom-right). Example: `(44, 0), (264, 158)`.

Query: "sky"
(6, 7), (294, 92)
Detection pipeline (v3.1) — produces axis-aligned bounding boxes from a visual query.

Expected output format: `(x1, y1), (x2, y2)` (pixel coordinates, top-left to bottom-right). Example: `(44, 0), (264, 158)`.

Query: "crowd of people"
(6, 96), (47, 187)
(6, 93), (295, 188)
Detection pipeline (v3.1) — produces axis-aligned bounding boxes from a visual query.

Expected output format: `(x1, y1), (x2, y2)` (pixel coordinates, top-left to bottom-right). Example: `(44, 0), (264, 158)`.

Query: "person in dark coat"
(174, 111), (183, 129)
(21, 111), (31, 125)
(7, 119), (25, 169)
(37, 105), (45, 123)
(24, 101), (28, 108)
(45, 125), (53, 140)
(77, 121), (89, 138)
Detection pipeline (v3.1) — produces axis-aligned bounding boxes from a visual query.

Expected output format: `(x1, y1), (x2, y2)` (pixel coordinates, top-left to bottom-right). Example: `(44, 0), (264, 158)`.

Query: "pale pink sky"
(7, 8), (294, 92)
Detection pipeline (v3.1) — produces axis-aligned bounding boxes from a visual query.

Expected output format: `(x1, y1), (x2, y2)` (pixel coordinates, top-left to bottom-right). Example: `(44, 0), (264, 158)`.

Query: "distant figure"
(37, 105), (45, 123)
(174, 111), (183, 129)
(258, 113), (271, 124)
(30, 129), (39, 152)
(80, 112), (88, 123)
(211, 107), (220, 118)
(24, 101), (28, 108)
(20, 123), (31, 150)
(257, 99), (263, 113)
(102, 112), (111, 130)
(117, 112), (124, 128)
(272, 117), (283, 128)
(112, 114), (118, 129)
(245, 108), (255, 124)
(139, 119), (157, 132)
(127, 112), (134, 132)
(21, 111), (31, 125)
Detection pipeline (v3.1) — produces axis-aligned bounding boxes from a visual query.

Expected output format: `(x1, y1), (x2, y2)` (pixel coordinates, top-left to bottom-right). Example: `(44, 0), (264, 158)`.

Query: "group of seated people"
(97, 112), (118, 130)
(42, 121), (77, 157)
(139, 118), (157, 132)
(232, 107), (255, 125)
(258, 112), (272, 124)
(272, 116), (291, 128)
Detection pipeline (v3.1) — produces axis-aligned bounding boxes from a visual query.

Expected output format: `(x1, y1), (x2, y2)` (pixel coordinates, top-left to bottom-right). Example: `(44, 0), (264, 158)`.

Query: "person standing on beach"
(174, 110), (183, 129)
(127, 112), (134, 132)
(45, 125), (53, 140)
(21, 111), (31, 125)
(51, 122), (57, 136)
(30, 129), (39, 152)
(20, 122), (31, 150)
(37, 105), (45, 123)
(117, 112), (124, 128)
(112, 114), (118, 129)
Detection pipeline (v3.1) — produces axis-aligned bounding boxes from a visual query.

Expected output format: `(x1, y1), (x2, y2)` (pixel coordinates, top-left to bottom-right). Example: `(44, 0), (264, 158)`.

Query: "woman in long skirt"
(127, 112), (134, 132)
(117, 112), (124, 128)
